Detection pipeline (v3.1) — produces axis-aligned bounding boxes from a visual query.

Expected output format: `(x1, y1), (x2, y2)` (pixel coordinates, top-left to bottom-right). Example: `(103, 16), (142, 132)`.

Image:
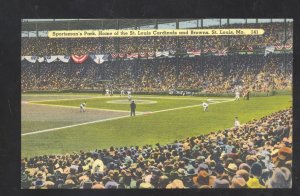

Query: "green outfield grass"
(21, 94), (292, 158)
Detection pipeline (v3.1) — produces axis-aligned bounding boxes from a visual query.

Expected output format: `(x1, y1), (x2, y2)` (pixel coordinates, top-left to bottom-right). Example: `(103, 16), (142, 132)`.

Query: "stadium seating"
(21, 108), (292, 189)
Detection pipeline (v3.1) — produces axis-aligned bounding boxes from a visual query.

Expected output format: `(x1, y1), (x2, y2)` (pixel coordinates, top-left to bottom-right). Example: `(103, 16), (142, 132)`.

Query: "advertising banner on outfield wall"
(48, 29), (265, 38)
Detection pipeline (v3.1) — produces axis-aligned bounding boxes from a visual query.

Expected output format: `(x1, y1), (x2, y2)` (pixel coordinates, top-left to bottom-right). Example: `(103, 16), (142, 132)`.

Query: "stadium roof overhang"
(21, 19), (195, 31)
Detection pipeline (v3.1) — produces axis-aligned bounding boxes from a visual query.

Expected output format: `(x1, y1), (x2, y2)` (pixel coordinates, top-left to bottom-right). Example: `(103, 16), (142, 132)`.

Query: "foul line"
(22, 99), (234, 136)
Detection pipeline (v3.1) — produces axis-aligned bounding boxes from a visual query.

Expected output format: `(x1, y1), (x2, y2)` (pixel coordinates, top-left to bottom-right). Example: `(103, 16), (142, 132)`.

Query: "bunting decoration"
(90, 54), (109, 64)
(127, 53), (139, 59)
(119, 53), (126, 58)
(148, 51), (155, 59)
(37, 57), (45, 63)
(46, 56), (58, 63)
(284, 43), (292, 50)
(139, 52), (147, 58)
(57, 55), (70, 63)
(71, 55), (88, 64)
(111, 53), (118, 59)
(24, 56), (37, 63)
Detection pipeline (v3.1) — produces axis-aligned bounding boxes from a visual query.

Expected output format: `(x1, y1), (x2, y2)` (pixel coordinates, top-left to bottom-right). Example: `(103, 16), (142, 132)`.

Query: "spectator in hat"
(139, 182), (154, 189)
(213, 163), (225, 178)
(157, 175), (170, 188)
(225, 163), (238, 178)
(266, 167), (292, 188)
(105, 181), (119, 189)
(213, 178), (230, 188)
(166, 179), (186, 189)
(231, 175), (247, 188)
(276, 146), (292, 167)
(92, 183), (105, 189)
(236, 169), (250, 182)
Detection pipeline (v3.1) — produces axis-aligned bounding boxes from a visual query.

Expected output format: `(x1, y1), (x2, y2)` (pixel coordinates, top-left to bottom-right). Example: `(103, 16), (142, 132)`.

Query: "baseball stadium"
(21, 19), (293, 189)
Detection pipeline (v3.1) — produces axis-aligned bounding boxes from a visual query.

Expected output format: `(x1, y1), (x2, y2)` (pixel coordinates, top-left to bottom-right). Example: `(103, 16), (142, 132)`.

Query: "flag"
(57, 55), (70, 63)
(71, 55), (88, 64)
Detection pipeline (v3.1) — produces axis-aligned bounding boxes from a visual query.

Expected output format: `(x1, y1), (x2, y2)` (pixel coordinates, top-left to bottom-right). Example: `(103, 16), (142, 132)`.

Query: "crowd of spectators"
(21, 108), (292, 189)
(21, 53), (292, 93)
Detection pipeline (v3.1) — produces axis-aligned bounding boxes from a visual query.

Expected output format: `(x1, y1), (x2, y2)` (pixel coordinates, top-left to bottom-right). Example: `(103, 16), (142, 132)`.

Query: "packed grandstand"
(21, 19), (292, 93)
(21, 19), (293, 189)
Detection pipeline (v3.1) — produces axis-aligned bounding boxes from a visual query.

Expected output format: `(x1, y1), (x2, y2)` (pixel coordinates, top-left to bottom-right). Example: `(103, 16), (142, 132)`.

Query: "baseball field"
(21, 93), (292, 158)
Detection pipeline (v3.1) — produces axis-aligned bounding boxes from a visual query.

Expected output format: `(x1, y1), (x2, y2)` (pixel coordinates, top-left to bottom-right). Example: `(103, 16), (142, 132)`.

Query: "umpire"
(130, 100), (136, 116)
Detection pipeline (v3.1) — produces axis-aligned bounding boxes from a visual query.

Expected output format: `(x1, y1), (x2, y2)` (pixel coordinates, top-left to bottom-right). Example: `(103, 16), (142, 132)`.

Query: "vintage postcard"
(21, 19), (292, 189)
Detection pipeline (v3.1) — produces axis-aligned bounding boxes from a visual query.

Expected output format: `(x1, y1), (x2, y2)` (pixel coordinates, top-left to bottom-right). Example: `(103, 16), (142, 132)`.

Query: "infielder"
(235, 91), (240, 100)
(80, 102), (86, 112)
(202, 102), (208, 112)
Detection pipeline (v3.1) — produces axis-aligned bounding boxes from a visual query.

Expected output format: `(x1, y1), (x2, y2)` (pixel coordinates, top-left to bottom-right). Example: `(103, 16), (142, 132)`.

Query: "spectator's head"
(267, 167), (292, 188)
(213, 178), (230, 188)
(250, 162), (263, 177)
(231, 175), (247, 188)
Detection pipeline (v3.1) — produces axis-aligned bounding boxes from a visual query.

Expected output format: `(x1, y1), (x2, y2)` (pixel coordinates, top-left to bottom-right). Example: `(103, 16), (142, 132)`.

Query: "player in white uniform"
(80, 102), (86, 112)
(120, 89), (125, 96)
(235, 91), (240, 101)
(202, 102), (208, 112)
(127, 91), (132, 101)
(234, 117), (240, 128)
